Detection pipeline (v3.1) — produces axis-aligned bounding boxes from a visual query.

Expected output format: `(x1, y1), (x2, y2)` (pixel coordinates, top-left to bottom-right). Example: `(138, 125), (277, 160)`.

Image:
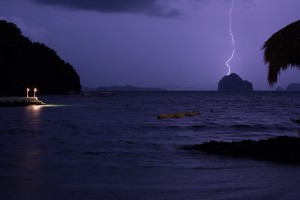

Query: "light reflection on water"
(23, 104), (68, 131)
(0, 105), (46, 199)
(24, 105), (43, 131)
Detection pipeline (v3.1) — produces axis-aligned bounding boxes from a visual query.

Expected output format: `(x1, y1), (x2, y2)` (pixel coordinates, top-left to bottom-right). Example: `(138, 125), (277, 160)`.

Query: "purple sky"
(1, 0), (300, 90)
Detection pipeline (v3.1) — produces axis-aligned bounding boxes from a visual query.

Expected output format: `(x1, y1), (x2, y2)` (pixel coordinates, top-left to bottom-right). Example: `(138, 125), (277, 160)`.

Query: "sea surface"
(1, 91), (300, 200)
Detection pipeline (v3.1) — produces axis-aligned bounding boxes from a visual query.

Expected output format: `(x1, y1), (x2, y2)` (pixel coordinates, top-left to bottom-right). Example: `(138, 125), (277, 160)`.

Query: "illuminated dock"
(0, 97), (46, 107)
(0, 88), (45, 107)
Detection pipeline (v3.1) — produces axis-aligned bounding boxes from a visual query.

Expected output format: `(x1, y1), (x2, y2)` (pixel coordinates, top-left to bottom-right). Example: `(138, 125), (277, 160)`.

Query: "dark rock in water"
(286, 83), (300, 91)
(184, 136), (300, 164)
(218, 73), (253, 91)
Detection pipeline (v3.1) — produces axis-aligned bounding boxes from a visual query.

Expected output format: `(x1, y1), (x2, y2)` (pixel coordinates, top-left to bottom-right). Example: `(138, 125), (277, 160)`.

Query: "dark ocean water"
(1, 91), (300, 200)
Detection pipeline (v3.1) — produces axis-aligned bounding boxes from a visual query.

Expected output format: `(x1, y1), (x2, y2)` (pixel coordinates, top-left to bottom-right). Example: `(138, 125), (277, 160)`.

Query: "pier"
(0, 88), (45, 107)
(0, 97), (46, 107)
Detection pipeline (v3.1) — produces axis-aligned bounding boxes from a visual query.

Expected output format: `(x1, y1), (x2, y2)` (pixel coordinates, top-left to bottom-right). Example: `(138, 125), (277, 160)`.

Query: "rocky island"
(0, 20), (81, 96)
(218, 73), (253, 92)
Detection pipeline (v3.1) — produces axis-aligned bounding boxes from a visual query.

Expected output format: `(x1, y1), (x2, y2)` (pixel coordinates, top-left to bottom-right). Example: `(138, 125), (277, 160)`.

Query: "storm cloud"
(32, 0), (181, 17)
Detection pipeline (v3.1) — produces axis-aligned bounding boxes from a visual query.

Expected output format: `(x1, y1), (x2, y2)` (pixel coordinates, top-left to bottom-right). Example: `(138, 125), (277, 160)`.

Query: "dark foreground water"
(1, 92), (300, 200)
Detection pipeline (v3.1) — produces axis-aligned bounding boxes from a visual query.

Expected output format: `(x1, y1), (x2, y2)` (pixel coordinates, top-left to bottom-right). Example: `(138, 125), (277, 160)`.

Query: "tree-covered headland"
(0, 20), (81, 96)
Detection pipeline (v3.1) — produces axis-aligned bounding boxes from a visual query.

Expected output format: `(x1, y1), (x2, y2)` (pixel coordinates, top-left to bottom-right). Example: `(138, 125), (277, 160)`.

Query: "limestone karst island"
(218, 73), (253, 92)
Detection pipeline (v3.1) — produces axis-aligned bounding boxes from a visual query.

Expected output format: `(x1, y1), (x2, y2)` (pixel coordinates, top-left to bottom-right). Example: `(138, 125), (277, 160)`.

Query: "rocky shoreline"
(184, 136), (300, 164)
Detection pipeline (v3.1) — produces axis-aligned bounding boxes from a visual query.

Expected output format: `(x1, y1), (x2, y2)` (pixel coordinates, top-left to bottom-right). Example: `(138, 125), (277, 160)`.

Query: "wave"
(192, 166), (245, 171)
(142, 122), (295, 135)
(231, 124), (269, 131)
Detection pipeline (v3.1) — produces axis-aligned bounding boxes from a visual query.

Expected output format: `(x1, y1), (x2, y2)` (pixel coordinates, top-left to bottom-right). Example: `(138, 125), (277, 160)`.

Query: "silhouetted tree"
(262, 20), (300, 86)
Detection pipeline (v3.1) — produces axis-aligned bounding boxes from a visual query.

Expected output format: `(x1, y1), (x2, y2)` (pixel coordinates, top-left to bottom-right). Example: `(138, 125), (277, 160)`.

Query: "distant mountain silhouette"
(96, 85), (166, 91)
(0, 20), (81, 96)
(275, 83), (300, 91)
(286, 83), (300, 91)
(218, 73), (253, 92)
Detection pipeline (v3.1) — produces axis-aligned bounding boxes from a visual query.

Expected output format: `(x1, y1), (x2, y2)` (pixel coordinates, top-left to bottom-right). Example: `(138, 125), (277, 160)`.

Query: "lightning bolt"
(226, 0), (235, 75)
